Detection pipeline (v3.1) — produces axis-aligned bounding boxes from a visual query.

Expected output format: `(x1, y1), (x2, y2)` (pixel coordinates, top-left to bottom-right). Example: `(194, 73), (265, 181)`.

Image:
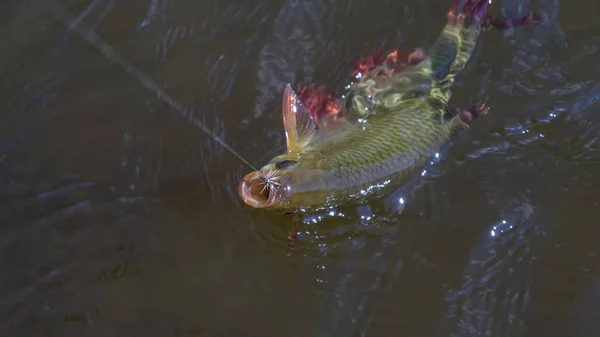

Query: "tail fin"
(426, 0), (489, 82)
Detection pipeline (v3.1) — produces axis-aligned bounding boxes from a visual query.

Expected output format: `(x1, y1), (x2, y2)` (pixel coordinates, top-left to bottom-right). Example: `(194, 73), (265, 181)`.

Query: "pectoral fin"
(282, 83), (318, 153)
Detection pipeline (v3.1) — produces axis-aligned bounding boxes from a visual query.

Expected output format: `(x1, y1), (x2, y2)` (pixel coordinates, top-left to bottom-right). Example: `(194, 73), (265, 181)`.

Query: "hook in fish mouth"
(238, 169), (284, 209)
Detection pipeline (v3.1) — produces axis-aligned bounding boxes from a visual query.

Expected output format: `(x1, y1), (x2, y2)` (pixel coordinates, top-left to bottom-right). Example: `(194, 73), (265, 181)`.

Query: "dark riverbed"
(1, 0), (599, 336)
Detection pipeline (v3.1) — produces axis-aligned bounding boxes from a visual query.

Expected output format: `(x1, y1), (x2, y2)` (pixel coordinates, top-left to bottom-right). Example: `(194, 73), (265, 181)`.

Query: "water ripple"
(437, 197), (538, 337)
(2, 0), (600, 336)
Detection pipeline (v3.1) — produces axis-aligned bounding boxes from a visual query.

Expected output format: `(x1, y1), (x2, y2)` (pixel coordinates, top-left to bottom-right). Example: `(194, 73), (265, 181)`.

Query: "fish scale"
(238, 0), (520, 211)
(283, 99), (454, 207)
(316, 112), (435, 179)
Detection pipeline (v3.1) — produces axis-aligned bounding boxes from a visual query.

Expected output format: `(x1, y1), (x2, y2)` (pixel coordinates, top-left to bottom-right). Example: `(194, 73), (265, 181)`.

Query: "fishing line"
(48, 2), (258, 171)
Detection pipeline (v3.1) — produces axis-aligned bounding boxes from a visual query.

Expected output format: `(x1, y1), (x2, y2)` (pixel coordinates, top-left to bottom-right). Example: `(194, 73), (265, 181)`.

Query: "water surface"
(1, 0), (600, 336)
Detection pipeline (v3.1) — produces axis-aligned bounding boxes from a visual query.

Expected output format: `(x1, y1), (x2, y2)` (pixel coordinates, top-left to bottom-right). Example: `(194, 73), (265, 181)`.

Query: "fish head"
(238, 83), (322, 211)
(237, 154), (305, 210)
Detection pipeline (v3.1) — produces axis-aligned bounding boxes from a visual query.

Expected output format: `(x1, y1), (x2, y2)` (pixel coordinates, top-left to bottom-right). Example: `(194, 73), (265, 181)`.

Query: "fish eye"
(275, 159), (297, 169)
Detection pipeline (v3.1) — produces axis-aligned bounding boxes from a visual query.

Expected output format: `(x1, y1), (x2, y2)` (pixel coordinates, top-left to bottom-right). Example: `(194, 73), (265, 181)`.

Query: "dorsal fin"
(281, 83), (318, 153)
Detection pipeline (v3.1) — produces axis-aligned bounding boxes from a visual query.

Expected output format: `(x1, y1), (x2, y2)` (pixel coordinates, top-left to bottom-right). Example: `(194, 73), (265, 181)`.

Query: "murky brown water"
(1, 0), (600, 336)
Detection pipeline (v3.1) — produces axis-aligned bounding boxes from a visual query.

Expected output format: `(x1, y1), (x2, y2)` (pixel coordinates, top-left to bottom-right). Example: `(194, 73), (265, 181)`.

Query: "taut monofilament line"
(48, 2), (258, 171)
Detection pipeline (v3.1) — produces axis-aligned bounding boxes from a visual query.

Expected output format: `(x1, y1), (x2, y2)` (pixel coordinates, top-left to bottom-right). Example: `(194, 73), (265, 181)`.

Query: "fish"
(238, 0), (542, 213)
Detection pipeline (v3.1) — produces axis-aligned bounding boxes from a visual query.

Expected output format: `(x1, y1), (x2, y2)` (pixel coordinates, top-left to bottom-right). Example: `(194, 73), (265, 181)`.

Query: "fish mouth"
(238, 170), (281, 209)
